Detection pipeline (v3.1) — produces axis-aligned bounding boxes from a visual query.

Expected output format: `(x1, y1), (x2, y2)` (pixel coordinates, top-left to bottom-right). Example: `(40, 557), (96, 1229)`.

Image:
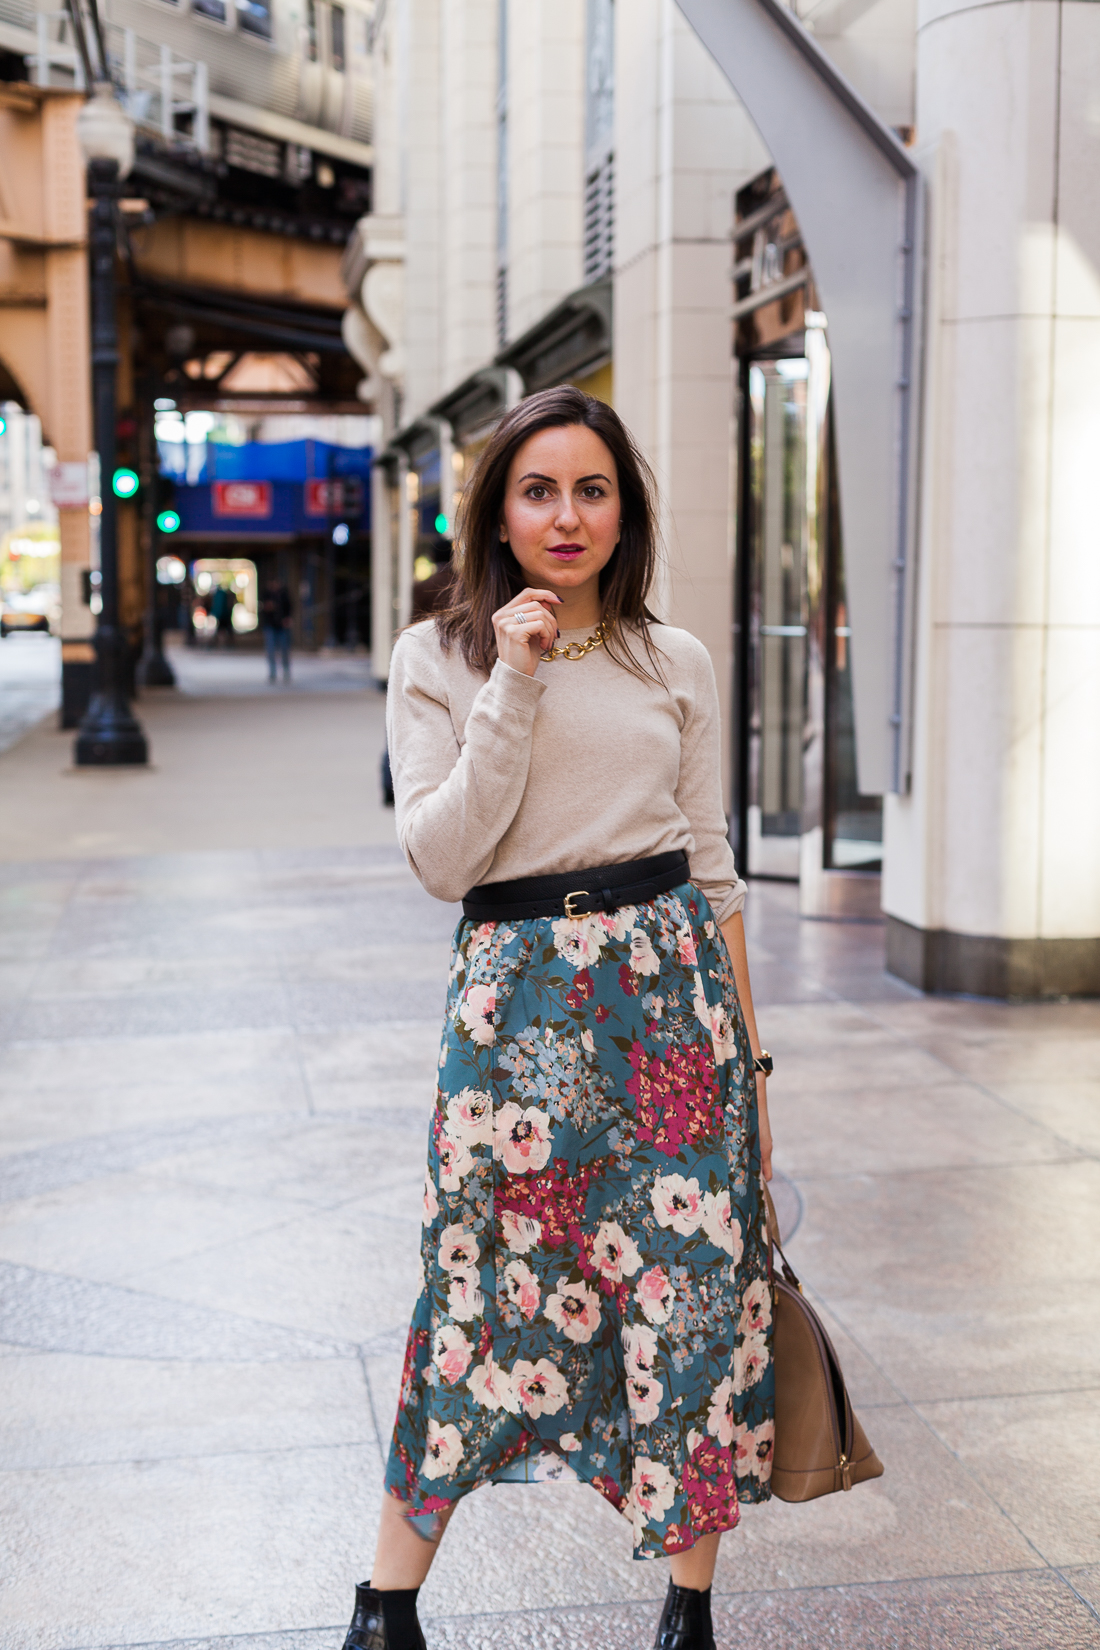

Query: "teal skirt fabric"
(385, 883), (774, 1559)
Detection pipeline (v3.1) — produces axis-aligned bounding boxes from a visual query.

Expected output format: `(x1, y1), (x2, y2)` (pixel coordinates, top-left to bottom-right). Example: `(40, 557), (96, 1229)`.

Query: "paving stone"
(0, 1261), (354, 1361)
(0, 665), (1095, 1650)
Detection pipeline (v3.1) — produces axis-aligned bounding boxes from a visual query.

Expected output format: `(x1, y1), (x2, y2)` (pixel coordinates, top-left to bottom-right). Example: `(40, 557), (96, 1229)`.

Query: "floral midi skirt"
(385, 881), (774, 1559)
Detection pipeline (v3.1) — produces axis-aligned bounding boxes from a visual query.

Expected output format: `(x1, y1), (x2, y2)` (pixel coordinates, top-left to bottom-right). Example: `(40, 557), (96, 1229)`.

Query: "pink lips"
(548, 545), (585, 560)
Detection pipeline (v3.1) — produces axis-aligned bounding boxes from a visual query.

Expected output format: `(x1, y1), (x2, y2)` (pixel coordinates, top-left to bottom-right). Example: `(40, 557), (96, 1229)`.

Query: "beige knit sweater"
(386, 619), (747, 923)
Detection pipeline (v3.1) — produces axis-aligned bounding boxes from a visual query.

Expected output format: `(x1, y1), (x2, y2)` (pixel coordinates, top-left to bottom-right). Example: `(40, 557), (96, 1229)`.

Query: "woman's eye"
(526, 486), (549, 500)
(581, 486), (606, 499)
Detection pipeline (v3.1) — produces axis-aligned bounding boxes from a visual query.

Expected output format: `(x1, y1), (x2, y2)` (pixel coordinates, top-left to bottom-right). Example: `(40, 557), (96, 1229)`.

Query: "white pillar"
(439, 0), (498, 392)
(504, 0), (585, 343)
(613, 0), (767, 802)
(883, 0), (1100, 995)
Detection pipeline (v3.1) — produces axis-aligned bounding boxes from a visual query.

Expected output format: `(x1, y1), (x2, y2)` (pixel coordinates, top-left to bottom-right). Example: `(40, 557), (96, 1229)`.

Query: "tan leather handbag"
(764, 1186), (884, 1502)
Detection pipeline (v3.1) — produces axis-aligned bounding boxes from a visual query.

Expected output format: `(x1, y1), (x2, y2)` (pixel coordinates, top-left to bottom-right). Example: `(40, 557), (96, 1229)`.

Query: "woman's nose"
(555, 495), (580, 530)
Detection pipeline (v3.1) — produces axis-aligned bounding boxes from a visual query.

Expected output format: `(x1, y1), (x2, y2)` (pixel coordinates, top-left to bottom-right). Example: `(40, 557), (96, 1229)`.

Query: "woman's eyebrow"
(515, 471), (613, 486)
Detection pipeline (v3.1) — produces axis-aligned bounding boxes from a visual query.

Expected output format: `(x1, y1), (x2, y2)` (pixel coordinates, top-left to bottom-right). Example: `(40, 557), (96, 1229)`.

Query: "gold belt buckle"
(563, 890), (589, 918)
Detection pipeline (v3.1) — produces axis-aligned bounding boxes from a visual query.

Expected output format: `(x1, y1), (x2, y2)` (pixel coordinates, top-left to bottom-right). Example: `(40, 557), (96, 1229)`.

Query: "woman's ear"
(499, 522), (508, 543)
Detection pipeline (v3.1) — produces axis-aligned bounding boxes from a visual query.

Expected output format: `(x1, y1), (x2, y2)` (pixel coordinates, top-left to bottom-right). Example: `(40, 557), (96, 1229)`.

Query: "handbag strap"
(762, 1180), (802, 1292)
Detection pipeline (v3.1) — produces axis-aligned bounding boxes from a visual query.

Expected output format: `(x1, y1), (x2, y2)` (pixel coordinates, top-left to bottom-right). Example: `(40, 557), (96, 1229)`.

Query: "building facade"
(0, 0), (376, 717)
(350, 0), (1100, 999)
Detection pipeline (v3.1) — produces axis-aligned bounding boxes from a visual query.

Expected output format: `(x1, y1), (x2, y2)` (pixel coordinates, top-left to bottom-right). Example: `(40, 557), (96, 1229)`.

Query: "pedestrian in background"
(211, 579), (236, 647)
(260, 577), (292, 682)
(341, 387), (775, 1650)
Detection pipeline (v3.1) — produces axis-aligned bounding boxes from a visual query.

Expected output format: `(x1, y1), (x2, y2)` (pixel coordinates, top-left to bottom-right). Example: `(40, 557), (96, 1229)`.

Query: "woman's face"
(499, 424), (621, 599)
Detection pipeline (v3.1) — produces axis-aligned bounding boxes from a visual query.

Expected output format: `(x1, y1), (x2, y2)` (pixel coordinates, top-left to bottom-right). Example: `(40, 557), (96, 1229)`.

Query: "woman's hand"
(492, 588), (562, 677)
(756, 1073), (773, 1183)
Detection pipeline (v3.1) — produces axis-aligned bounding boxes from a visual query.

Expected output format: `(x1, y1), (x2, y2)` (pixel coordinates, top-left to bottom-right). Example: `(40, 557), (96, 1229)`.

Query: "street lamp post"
(74, 85), (148, 766)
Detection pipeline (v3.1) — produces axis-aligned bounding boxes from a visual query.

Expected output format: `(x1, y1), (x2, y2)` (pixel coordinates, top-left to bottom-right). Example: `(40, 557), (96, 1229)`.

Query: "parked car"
(0, 582), (60, 637)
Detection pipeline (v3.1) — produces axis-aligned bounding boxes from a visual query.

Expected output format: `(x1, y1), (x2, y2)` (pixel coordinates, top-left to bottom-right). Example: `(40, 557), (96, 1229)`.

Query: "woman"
(343, 387), (774, 1650)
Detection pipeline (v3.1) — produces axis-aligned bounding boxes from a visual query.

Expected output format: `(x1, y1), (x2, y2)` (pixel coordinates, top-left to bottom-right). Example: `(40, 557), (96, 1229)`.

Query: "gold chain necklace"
(541, 621), (607, 663)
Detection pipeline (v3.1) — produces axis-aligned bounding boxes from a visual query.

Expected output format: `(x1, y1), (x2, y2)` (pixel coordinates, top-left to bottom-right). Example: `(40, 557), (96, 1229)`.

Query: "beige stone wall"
(613, 0), (768, 803)
(883, 0), (1100, 948)
(503, 0), (585, 344)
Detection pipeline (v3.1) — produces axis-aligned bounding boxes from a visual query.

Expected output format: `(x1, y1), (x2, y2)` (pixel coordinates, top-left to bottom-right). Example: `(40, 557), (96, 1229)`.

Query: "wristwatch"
(752, 1051), (773, 1076)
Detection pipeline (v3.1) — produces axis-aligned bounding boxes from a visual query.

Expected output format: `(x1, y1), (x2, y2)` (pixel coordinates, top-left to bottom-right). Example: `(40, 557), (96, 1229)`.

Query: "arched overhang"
(678, 0), (922, 794)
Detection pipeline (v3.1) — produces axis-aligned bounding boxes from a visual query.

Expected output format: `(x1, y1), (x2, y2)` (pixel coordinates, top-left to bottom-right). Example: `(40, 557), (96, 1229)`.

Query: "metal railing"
(22, 7), (209, 152)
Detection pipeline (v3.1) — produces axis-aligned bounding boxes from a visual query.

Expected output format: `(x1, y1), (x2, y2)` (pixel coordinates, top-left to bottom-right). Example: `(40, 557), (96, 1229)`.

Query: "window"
(192, 0), (228, 23)
(584, 0), (614, 281)
(330, 4), (345, 70)
(237, 0), (273, 40)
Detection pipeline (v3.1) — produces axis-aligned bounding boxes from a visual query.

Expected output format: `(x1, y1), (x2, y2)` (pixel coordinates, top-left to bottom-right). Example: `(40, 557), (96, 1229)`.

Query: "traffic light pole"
(139, 392), (176, 688)
(75, 156), (148, 766)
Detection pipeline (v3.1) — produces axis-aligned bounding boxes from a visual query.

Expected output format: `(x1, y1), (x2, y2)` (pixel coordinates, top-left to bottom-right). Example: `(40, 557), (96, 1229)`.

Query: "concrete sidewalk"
(1, 661), (1098, 1649)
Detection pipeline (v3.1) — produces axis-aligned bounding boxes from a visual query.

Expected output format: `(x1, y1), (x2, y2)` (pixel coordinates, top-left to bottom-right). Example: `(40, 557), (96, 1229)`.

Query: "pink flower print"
(422, 1418), (463, 1480)
(422, 1168), (439, 1227)
(591, 1220), (643, 1284)
(544, 1277), (602, 1344)
(627, 1372), (664, 1425)
(493, 1102), (553, 1175)
(708, 1002), (738, 1065)
(432, 1323), (473, 1385)
(636, 1266), (674, 1326)
(467, 1354), (518, 1414)
(500, 1210), (542, 1253)
(630, 1457), (677, 1529)
(436, 1127), (473, 1192)
(650, 1173), (706, 1236)
(511, 1357), (569, 1418)
(623, 1323), (659, 1378)
(445, 1087), (494, 1144)
(438, 1223), (481, 1273)
(675, 924), (698, 966)
(503, 1258), (541, 1321)
(701, 1189), (738, 1256)
(581, 1028), (595, 1055)
(629, 929), (660, 975)
(446, 1265), (484, 1322)
(733, 1419), (775, 1481)
(597, 904), (635, 941)
(551, 916), (607, 969)
(706, 1375), (736, 1447)
(459, 981), (497, 1046)
(559, 1431), (582, 1451)
(739, 1277), (772, 1337)
(734, 1331), (770, 1395)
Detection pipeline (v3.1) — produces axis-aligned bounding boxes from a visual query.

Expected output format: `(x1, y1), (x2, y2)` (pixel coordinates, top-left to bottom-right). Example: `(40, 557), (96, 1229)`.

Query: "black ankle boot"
(341, 1581), (426, 1650)
(652, 1581), (716, 1650)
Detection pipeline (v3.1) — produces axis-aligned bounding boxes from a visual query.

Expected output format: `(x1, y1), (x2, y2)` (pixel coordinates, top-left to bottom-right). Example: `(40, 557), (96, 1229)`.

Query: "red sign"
(212, 481), (273, 519)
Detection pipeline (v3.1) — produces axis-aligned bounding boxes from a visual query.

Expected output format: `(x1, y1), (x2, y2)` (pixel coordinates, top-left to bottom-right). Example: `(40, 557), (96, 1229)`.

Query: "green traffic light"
(434, 513), (449, 534)
(0, 415), (7, 437)
(157, 509), (181, 533)
(112, 467), (140, 499)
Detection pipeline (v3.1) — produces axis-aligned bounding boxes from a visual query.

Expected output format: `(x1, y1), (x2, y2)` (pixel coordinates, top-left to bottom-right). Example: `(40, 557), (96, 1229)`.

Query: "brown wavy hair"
(434, 385), (664, 680)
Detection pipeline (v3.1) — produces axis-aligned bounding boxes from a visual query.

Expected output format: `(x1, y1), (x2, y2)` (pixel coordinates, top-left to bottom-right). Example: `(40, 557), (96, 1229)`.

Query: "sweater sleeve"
(675, 640), (747, 924)
(386, 631), (547, 901)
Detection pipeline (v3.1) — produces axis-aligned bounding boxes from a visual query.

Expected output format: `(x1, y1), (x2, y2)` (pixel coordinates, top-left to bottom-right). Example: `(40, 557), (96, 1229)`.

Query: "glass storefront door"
(745, 358), (808, 878)
(738, 341), (883, 897)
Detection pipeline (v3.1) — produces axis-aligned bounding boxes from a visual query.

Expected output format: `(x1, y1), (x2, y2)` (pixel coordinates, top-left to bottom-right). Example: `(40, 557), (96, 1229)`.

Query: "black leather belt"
(462, 850), (690, 923)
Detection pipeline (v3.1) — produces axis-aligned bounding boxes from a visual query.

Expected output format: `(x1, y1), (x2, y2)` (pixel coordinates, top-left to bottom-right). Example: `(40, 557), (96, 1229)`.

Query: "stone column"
(613, 0), (767, 803)
(883, 0), (1100, 996)
(42, 95), (95, 723)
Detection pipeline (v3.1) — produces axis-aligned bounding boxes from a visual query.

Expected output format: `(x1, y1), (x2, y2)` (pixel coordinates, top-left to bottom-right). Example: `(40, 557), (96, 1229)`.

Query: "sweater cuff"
(709, 879), (748, 924)
(486, 657), (548, 715)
